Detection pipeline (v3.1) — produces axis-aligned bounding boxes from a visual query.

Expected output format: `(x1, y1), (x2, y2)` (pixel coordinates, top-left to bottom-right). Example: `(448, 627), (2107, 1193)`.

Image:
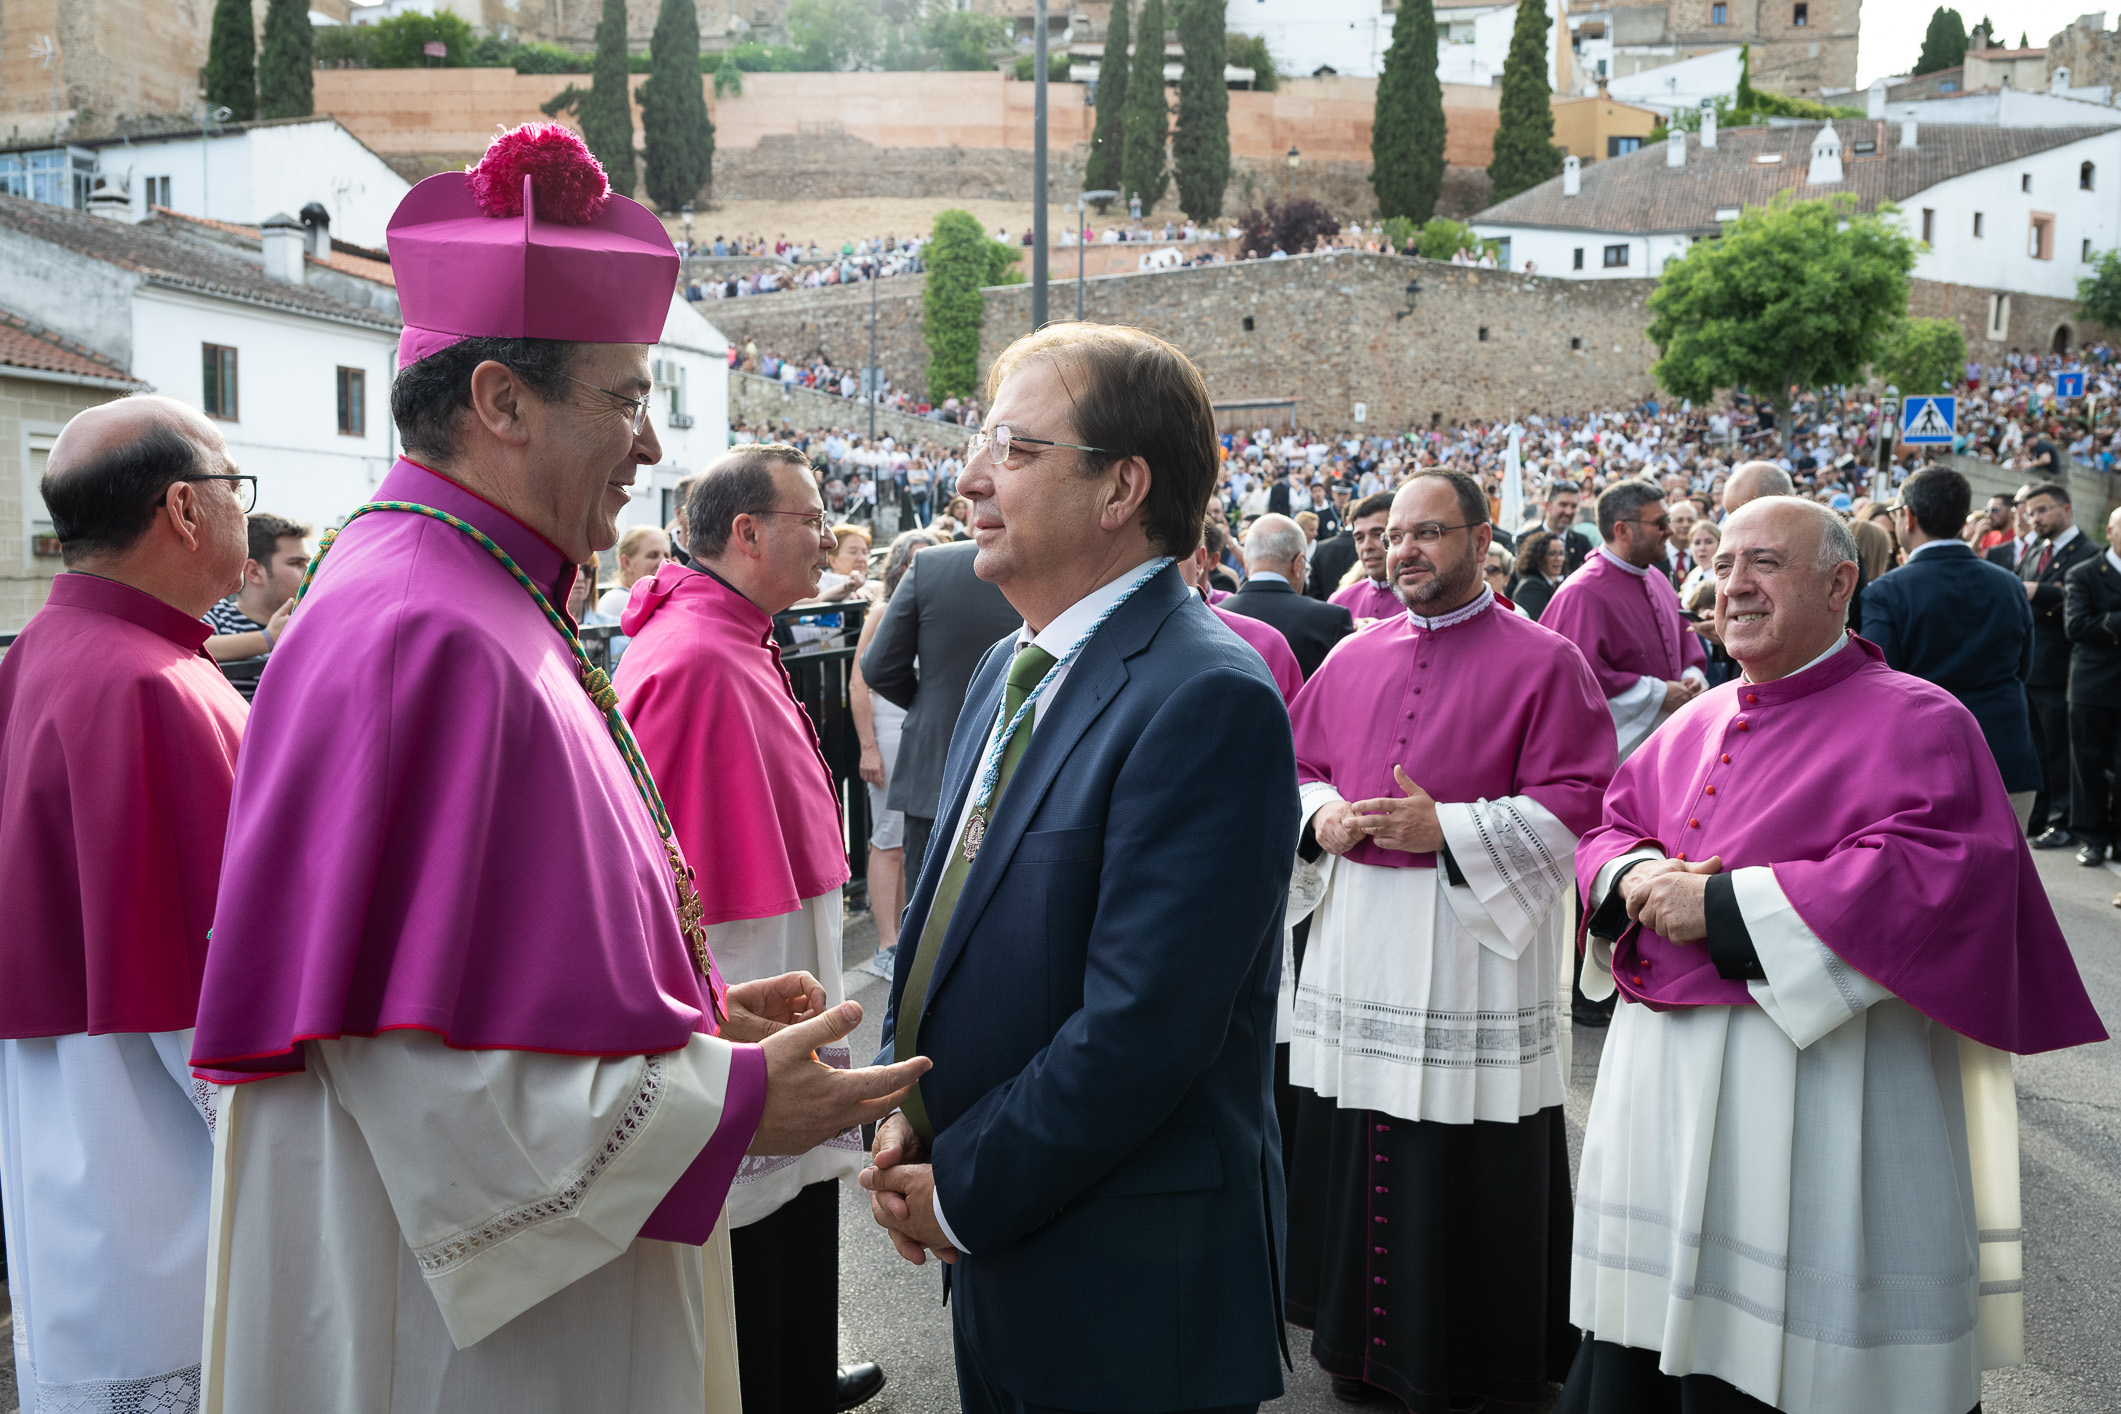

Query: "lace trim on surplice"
(411, 1051), (667, 1277)
(33, 1364), (201, 1414)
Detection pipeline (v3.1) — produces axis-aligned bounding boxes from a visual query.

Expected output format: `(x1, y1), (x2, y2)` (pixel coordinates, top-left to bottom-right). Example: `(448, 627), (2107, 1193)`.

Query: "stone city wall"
(709, 252), (1664, 424)
(1906, 278), (2118, 357)
(728, 369), (971, 446)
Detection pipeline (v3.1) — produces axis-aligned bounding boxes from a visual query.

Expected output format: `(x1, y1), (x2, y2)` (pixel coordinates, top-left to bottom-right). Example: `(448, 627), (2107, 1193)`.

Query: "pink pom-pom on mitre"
(468, 123), (611, 224)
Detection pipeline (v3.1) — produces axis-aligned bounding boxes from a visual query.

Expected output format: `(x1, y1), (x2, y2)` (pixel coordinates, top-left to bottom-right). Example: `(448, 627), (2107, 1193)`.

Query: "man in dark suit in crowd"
(1226, 513), (1354, 678)
(2021, 482), (2102, 846)
(1306, 484), (1359, 598)
(863, 323), (1299, 1414)
(1986, 484), (2036, 571)
(1861, 467), (2041, 826)
(1314, 480), (1351, 542)
(1524, 478), (1594, 576)
(861, 538), (1022, 882)
(2064, 506), (2121, 866)
(1267, 468), (1292, 518)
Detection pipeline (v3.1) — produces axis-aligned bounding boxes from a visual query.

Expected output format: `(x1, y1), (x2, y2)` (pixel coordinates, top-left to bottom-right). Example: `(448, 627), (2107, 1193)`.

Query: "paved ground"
(2, 854), (2110, 1414)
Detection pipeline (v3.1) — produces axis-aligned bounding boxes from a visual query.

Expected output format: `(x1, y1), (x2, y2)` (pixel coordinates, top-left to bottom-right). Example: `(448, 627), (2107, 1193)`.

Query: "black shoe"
(835, 1362), (886, 1411)
(2032, 827), (2077, 849)
(1331, 1376), (1384, 1404)
(2078, 841), (2109, 866)
(1572, 1001), (1613, 1028)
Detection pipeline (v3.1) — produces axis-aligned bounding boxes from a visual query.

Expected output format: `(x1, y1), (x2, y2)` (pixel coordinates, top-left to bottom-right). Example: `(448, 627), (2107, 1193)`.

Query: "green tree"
(926, 9), (1007, 69)
(1382, 213), (1416, 251)
(257, 0), (314, 117)
(1968, 17), (1993, 49)
(1487, 0), (1561, 202)
(371, 12), (476, 67)
(787, 0), (882, 71)
(579, 0), (637, 196)
(2076, 247), (2121, 330)
(1172, 0), (1229, 222)
(1648, 193), (1917, 453)
(1415, 216), (1497, 260)
(1121, 0), (1170, 215)
(1874, 317), (1967, 396)
(1226, 32), (1278, 91)
(1369, 0), (1445, 223)
(640, 0), (713, 209)
(204, 0), (256, 120)
(1913, 7), (1968, 74)
(713, 52), (744, 96)
(923, 209), (1020, 400)
(1085, 0), (1131, 205)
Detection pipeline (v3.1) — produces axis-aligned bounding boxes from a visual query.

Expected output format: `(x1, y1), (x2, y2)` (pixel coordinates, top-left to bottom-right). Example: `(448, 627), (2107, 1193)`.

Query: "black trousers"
(1556, 1339), (1980, 1414)
(2027, 685), (2073, 833)
(1272, 917), (1312, 1192)
(903, 814), (935, 899)
(952, 1319), (1259, 1414)
(2068, 702), (2121, 845)
(730, 1178), (841, 1414)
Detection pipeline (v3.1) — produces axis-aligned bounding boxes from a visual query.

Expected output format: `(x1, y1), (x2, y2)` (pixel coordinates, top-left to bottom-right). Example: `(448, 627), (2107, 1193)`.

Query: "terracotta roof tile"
(0, 194), (400, 331)
(1475, 120), (2111, 236)
(0, 308), (143, 384)
(150, 206), (397, 287)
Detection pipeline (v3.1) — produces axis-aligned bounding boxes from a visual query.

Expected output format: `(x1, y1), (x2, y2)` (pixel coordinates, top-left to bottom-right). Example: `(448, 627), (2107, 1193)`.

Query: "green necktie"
(896, 642), (1056, 1141)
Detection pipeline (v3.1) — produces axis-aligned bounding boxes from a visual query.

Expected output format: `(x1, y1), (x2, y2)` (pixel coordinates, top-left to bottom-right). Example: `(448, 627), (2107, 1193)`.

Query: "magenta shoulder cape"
(1328, 576), (1400, 622)
(1212, 603), (1303, 705)
(0, 574), (246, 1037)
(616, 563), (850, 925)
(1540, 550), (1706, 697)
(1576, 635), (2106, 1055)
(1291, 599), (1615, 868)
(191, 461), (731, 1083)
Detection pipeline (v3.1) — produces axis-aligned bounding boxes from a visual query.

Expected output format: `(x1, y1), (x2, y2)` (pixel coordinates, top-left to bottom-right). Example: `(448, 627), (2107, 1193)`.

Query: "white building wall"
(1883, 89), (2121, 130)
(130, 288), (399, 531)
(1607, 44), (1742, 112)
(1225, 0), (1388, 79)
(99, 120), (410, 247)
(1898, 131), (2121, 300)
(1470, 223), (1695, 276)
(621, 295), (733, 535)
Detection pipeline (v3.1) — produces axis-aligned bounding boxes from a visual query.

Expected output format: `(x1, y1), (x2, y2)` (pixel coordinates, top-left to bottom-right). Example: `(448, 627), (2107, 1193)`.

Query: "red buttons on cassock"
(1721, 753), (1732, 763)
(1676, 853), (1687, 861)
(1631, 975), (1643, 985)
(1736, 720), (1749, 731)
(1704, 785), (1716, 796)
(1689, 819), (1700, 828)
(1746, 693), (1758, 703)
(1375, 1124), (1388, 1132)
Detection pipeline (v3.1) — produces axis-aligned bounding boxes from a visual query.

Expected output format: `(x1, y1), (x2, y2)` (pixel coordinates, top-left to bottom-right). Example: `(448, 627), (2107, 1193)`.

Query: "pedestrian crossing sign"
(1900, 396), (1957, 445)
(2056, 372), (2085, 399)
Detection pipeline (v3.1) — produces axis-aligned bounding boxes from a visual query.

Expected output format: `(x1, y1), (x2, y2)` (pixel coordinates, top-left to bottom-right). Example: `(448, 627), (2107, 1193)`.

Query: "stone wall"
(0, 0), (210, 142)
(712, 252), (1665, 425)
(1906, 278), (2118, 356)
(1938, 452), (2120, 529)
(713, 132), (1087, 204)
(728, 370), (970, 446)
(2, 375), (129, 634)
(2046, 19), (2121, 92)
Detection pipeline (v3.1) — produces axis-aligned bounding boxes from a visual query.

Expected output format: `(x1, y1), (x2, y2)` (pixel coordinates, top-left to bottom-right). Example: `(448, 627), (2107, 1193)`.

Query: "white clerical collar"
(1742, 633), (1847, 685)
(1597, 545), (1650, 578)
(1407, 585), (1494, 632)
(1018, 559), (1162, 656)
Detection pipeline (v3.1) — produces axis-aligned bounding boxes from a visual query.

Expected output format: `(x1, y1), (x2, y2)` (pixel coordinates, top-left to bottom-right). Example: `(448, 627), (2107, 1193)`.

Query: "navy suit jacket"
(1860, 542), (2040, 792)
(879, 565), (1300, 1411)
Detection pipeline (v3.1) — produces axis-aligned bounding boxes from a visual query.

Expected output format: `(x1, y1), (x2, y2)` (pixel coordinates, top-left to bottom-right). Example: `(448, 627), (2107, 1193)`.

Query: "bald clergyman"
(1561, 497), (2107, 1414)
(0, 396), (251, 1414)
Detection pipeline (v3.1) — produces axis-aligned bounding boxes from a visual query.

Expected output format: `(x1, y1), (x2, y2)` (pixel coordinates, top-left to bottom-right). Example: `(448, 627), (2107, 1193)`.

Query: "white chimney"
(2052, 65), (2072, 93)
(1806, 122), (1844, 185)
(1867, 78), (1889, 119)
(1667, 128), (1686, 167)
(1563, 155), (1582, 195)
(1701, 100), (1718, 148)
(87, 181), (136, 223)
(1900, 119), (1918, 149)
(260, 212), (307, 285)
(299, 201), (332, 259)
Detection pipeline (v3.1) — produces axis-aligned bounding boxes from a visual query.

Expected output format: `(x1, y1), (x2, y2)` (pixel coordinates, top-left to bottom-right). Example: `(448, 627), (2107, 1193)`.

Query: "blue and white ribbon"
(969, 555), (1175, 814)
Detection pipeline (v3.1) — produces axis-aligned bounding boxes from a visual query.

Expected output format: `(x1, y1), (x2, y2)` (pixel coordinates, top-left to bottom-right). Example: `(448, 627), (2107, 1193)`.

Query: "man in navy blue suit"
(1860, 466), (2040, 825)
(861, 323), (1302, 1414)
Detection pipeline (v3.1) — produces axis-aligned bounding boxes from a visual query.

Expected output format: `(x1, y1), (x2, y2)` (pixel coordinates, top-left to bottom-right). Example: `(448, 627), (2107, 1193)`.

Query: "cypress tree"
(580, 0), (637, 197)
(1486, 0), (1561, 203)
(258, 0), (314, 119)
(204, 0), (257, 122)
(925, 209), (991, 400)
(640, 0), (713, 209)
(1370, 0), (1445, 224)
(1120, 0), (1169, 216)
(1913, 7), (1967, 74)
(1172, 0), (1229, 222)
(1085, 0), (1130, 203)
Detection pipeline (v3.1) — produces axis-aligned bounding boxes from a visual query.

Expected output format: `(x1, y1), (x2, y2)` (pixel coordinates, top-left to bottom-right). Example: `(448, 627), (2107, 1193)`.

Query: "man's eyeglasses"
(177, 474), (258, 513)
(565, 375), (652, 435)
(967, 424), (1117, 468)
(1620, 515), (1672, 531)
(756, 509), (828, 535)
(1385, 522), (1484, 548)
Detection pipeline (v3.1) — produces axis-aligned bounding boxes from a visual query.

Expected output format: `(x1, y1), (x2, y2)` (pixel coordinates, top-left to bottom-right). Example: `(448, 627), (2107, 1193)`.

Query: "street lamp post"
(1287, 145), (1300, 205)
(1875, 385), (1900, 502)
(680, 202), (693, 283)
(1031, 0), (1050, 329)
(867, 264), (878, 445)
(1077, 189), (1118, 322)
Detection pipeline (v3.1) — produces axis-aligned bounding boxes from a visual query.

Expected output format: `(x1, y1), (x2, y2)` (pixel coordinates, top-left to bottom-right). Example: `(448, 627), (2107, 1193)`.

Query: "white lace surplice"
(1573, 857), (2022, 1414)
(1, 1030), (215, 1414)
(1286, 781), (1579, 1125)
(707, 891), (864, 1229)
(200, 1030), (751, 1414)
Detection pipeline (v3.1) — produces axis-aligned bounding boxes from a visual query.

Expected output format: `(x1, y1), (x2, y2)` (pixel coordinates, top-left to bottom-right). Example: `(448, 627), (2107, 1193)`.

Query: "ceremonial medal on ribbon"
(962, 814), (987, 860)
